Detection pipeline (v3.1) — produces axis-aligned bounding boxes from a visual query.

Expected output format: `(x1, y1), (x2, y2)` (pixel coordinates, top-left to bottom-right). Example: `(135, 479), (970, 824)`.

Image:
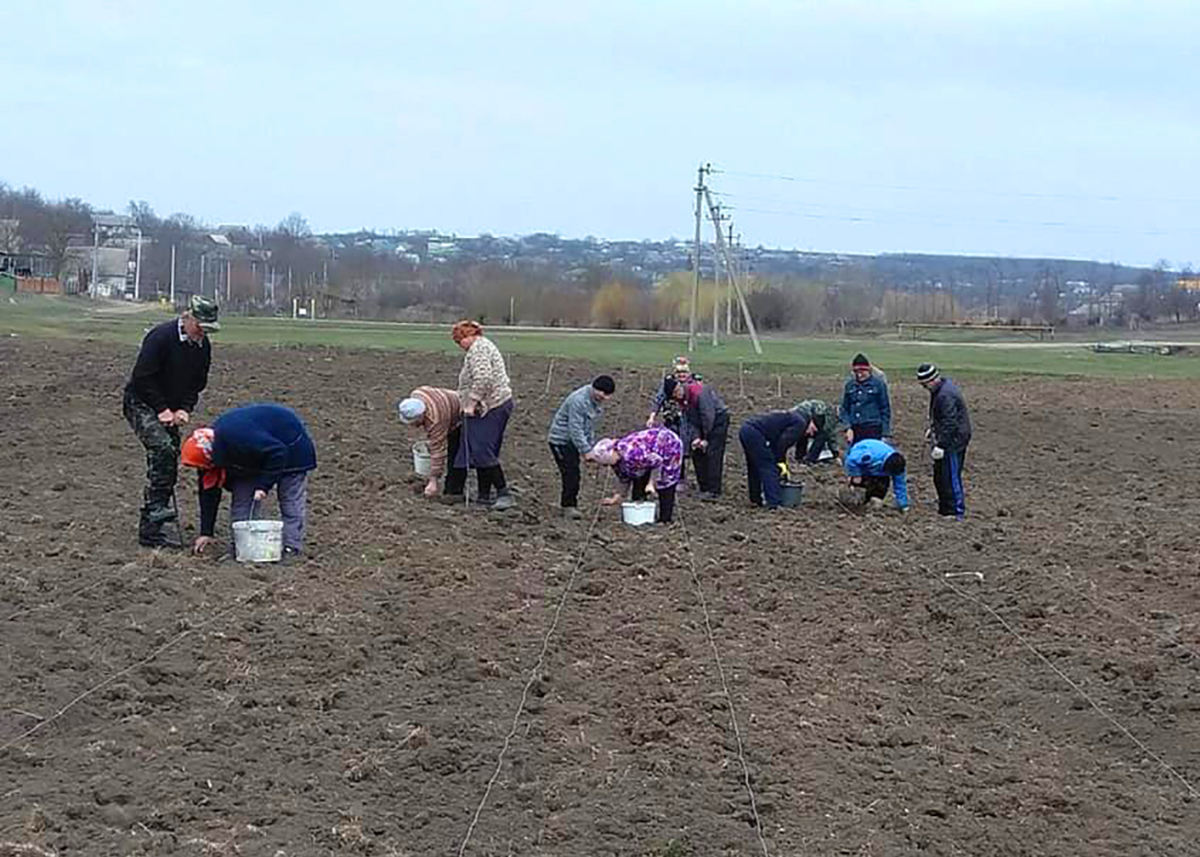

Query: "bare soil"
(2, 336), (1200, 856)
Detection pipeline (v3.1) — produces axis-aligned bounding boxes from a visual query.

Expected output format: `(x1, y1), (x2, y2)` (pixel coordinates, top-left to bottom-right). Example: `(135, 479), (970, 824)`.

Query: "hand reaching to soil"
(193, 535), (215, 555)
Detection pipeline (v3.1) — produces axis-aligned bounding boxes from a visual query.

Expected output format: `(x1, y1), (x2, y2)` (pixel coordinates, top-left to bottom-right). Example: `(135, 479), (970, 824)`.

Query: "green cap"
(189, 294), (220, 331)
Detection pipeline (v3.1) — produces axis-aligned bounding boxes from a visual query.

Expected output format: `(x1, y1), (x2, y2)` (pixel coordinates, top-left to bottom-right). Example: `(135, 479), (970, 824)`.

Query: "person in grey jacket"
(548, 375), (616, 518)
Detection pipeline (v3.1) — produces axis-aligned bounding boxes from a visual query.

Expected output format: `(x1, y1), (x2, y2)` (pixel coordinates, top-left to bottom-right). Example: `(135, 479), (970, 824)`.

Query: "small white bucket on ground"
(621, 501), (657, 526)
(412, 441), (432, 476)
(232, 519), (284, 562)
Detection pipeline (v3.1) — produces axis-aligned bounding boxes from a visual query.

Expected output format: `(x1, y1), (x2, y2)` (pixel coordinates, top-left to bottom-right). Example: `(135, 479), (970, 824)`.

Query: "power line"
(709, 166), (1200, 207)
(724, 203), (1200, 238)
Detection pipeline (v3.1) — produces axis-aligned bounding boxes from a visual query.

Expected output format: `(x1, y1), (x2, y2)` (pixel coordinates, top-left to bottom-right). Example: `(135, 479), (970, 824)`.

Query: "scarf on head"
(181, 427), (226, 490)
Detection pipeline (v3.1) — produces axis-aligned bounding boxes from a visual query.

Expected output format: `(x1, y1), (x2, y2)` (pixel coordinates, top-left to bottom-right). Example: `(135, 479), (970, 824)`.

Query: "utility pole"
(703, 187), (763, 355)
(689, 162), (708, 353)
(710, 202), (729, 347)
(199, 254), (206, 298)
(226, 258), (232, 304)
(90, 221), (99, 299)
(726, 222), (735, 335)
(169, 244), (176, 305)
(134, 227), (142, 301)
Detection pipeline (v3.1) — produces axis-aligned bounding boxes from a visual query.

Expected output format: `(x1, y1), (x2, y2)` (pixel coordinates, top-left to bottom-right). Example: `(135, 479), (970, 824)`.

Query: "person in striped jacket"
(398, 386), (464, 498)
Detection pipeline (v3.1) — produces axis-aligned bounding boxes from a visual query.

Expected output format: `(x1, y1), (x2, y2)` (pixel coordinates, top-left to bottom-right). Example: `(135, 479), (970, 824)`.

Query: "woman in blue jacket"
(181, 404), (317, 557)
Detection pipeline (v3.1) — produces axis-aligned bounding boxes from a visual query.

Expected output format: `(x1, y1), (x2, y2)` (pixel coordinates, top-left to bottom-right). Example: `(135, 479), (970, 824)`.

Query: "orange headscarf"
(451, 319), (483, 343)
(181, 427), (226, 490)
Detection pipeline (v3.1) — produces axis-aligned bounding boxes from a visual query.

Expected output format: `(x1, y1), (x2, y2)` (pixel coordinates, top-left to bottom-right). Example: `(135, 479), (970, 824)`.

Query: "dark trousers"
(861, 474), (890, 501)
(445, 423), (507, 498)
(444, 425), (467, 495)
(632, 473), (677, 524)
(550, 443), (582, 508)
(851, 423), (883, 442)
(692, 412), (729, 495)
(123, 390), (181, 535)
(665, 417), (687, 482)
(933, 447), (967, 518)
(739, 424), (782, 507)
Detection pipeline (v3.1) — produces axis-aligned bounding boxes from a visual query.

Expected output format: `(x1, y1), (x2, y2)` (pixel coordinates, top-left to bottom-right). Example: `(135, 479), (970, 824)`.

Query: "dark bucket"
(780, 481), (804, 508)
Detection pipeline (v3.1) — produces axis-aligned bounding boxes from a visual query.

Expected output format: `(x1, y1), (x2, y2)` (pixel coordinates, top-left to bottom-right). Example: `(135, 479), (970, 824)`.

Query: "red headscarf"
(181, 427), (226, 490)
(683, 381), (704, 410)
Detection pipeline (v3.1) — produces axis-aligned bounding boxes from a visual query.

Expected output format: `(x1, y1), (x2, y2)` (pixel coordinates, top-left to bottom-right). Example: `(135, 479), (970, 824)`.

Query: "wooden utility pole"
(726, 222), (736, 335)
(710, 202), (728, 347)
(703, 188), (763, 355)
(689, 163), (708, 353)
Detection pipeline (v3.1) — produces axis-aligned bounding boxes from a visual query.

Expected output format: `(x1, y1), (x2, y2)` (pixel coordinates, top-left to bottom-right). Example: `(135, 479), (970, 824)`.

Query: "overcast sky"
(2, 0), (1198, 266)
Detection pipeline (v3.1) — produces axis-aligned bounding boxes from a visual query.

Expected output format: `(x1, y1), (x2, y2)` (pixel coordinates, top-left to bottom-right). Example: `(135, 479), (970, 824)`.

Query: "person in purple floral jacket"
(590, 427), (683, 524)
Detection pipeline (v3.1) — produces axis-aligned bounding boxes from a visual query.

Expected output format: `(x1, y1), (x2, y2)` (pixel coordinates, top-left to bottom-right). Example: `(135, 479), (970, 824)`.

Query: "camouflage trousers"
(123, 390), (181, 536)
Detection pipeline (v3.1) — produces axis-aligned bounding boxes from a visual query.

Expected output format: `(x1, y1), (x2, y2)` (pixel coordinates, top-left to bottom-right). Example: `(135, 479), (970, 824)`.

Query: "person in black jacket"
(917, 363), (972, 519)
(122, 295), (219, 546)
(181, 403), (317, 558)
(674, 379), (730, 499)
(738, 403), (826, 508)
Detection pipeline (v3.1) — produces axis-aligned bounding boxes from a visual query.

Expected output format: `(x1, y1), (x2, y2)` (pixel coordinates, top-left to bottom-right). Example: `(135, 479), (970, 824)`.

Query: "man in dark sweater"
(181, 403), (317, 558)
(917, 363), (973, 519)
(738, 403), (826, 508)
(122, 295), (219, 546)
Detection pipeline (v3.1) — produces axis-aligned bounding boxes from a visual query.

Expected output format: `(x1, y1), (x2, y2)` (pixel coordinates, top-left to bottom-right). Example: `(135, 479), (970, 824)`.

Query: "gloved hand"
(777, 462), (790, 479)
(931, 446), (945, 461)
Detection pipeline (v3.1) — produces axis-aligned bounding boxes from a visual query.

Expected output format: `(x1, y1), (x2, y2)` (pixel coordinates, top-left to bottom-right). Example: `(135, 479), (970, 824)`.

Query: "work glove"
(931, 446), (945, 461)
(777, 462), (790, 479)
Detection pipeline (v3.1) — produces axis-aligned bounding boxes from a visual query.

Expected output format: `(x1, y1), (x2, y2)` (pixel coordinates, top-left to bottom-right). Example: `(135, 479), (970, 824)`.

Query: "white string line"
(934, 570), (1200, 799)
(456, 471), (611, 857)
(0, 587), (266, 753)
(679, 514), (770, 857)
(851, 505), (1200, 799)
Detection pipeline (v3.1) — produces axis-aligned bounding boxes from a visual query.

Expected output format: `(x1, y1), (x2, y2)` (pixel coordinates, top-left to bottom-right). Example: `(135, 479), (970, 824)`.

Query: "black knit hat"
(916, 363), (940, 383)
(851, 353), (870, 368)
(884, 452), (906, 476)
(592, 375), (616, 395)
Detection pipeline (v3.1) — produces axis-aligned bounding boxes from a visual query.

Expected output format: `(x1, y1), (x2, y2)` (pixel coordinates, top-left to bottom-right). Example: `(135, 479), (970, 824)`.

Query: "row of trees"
(4, 182), (1197, 329)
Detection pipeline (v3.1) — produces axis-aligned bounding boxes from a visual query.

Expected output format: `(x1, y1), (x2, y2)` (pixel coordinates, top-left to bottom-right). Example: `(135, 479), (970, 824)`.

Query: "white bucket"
(412, 441), (432, 476)
(621, 501), (657, 526)
(232, 519), (284, 563)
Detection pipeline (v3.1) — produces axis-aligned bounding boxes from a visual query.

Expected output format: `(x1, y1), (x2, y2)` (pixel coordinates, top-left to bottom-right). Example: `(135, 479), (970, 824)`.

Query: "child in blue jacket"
(844, 439), (908, 511)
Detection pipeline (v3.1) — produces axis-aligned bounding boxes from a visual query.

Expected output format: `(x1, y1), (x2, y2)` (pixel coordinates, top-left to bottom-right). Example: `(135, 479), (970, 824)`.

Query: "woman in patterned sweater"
(452, 320), (516, 510)
(591, 427), (683, 524)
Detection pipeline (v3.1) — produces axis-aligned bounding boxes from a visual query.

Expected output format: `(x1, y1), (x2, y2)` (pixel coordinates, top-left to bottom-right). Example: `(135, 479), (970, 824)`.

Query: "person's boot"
(493, 488), (516, 511)
(138, 514), (169, 548)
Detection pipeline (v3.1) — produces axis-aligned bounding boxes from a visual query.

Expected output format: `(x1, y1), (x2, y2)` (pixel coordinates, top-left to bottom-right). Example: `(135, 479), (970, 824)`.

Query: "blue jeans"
(229, 472), (309, 551)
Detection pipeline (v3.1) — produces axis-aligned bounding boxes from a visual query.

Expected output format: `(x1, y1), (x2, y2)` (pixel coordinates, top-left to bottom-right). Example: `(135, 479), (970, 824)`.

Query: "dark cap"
(189, 294), (220, 331)
(592, 375), (616, 395)
(852, 353), (870, 368)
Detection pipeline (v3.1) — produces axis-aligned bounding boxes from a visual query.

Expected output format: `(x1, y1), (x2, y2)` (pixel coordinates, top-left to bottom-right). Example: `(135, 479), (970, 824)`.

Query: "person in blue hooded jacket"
(181, 404), (317, 557)
(844, 439), (908, 511)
